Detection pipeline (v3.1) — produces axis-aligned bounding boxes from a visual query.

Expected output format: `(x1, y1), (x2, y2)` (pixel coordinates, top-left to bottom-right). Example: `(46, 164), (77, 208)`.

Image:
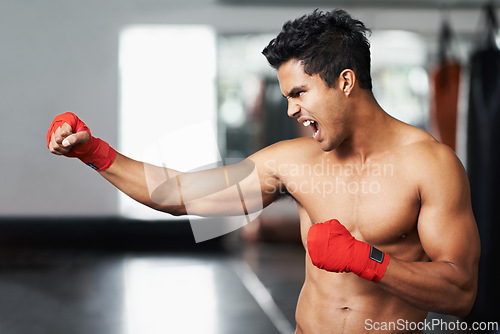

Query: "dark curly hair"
(262, 9), (372, 90)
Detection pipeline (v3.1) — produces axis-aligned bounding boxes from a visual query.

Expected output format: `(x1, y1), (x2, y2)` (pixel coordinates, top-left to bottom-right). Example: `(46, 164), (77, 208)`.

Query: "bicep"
(417, 148), (480, 273)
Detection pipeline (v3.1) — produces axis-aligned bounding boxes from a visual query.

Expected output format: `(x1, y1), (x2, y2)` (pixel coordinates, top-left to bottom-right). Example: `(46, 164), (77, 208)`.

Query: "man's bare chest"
(279, 158), (421, 246)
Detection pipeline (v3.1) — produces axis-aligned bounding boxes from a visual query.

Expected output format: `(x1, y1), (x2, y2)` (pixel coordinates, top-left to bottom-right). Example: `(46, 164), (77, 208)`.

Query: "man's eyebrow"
(284, 85), (307, 98)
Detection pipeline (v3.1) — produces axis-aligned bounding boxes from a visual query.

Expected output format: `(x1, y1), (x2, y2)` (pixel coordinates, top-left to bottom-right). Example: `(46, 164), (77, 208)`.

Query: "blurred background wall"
(1, 0), (500, 325)
(0, 0), (495, 217)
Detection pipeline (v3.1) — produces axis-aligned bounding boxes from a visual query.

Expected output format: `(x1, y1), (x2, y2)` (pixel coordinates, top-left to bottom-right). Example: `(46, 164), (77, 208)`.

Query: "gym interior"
(1, 0), (499, 333)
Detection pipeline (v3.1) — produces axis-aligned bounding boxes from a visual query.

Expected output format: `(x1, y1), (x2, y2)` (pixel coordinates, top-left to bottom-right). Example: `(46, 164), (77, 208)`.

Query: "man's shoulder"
(247, 137), (321, 173)
(254, 137), (320, 158)
(398, 128), (456, 164)
(273, 137), (319, 148)
(394, 126), (466, 184)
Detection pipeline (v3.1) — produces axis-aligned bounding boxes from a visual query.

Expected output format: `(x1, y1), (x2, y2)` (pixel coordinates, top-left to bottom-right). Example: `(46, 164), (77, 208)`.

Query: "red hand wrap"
(47, 112), (116, 171)
(307, 219), (390, 282)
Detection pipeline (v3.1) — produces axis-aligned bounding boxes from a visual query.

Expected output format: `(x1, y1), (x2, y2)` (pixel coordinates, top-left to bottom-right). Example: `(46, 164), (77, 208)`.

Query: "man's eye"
(285, 91), (305, 99)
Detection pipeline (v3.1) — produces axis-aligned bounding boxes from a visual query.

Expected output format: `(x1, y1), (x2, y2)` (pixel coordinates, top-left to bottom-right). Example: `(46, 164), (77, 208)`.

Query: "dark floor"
(0, 220), (496, 334)
(0, 241), (304, 334)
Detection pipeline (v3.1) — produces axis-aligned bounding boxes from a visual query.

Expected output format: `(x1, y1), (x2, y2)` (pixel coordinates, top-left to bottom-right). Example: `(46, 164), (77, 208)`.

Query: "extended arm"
(47, 113), (283, 217)
(101, 152), (183, 214)
(101, 152), (268, 217)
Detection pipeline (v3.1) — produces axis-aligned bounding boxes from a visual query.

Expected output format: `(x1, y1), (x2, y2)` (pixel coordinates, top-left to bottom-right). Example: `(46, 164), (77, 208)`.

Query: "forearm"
(379, 257), (476, 317)
(308, 219), (477, 317)
(47, 113), (268, 216)
(101, 152), (274, 218)
(100, 152), (185, 215)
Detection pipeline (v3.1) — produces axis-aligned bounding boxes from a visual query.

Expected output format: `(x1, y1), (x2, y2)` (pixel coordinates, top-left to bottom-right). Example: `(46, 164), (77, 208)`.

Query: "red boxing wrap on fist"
(307, 219), (390, 282)
(47, 112), (116, 171)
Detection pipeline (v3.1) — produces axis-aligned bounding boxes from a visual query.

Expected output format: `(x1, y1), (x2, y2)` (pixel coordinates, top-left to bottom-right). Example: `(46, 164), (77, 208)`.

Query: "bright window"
(118, 25), (218, 220)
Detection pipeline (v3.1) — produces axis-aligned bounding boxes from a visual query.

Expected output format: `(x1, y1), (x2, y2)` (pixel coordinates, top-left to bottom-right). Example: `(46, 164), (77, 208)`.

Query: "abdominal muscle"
(294, 260), (428, 334)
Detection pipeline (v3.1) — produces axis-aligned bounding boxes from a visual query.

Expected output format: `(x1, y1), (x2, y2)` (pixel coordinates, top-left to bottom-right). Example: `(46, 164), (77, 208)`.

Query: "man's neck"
(335, 96), (395, 163)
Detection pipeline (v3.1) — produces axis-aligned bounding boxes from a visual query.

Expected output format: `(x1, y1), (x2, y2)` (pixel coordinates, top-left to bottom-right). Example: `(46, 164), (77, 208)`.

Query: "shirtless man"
(47, 9), (480, 334)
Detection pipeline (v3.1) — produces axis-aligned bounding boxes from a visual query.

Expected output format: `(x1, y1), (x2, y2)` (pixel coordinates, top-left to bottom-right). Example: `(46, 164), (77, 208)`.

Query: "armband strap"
(74, 137), (117, 172)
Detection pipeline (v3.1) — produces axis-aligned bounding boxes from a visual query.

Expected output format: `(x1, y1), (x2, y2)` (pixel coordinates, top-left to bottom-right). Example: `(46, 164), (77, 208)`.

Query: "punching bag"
(466, 3), (500, 323)
(429, 21), (461, 151)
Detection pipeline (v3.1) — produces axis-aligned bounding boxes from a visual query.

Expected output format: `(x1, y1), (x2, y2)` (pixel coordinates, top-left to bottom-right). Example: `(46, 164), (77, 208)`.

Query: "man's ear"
(337, 69), (356, 97)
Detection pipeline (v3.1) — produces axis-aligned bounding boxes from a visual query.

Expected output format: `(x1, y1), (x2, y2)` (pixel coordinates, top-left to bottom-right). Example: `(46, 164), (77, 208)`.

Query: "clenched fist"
(47, 112), (116, 171)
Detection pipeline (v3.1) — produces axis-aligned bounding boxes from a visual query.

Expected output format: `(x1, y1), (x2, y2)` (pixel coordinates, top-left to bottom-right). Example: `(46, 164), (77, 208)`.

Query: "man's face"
(277, 59), (350, 152)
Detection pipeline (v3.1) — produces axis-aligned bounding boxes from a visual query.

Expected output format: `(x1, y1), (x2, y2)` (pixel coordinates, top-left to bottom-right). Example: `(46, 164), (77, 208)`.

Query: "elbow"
(430, 271), (477, 317)
(453, 288), (476, 318)
(168, 206), (187, 216)
(454, 267), (479, 318)
(443, 261), (478, 318)
(152, 203), (187, 216)
(148, 193), (187, 216)
(436, 291), (474, 318)
(149, 181), (187, 216)
(446, 279), (477, 318)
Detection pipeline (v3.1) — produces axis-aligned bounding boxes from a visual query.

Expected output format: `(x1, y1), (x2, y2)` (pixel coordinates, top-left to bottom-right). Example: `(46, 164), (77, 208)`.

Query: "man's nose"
(287, 99), (300, 118)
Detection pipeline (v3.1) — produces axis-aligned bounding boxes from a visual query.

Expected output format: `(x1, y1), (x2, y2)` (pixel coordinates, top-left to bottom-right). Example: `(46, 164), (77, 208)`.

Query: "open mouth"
(302, 120), (320, 140)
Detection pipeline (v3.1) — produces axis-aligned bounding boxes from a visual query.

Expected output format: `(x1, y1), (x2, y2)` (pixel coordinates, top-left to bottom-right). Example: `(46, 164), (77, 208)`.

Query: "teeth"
(303, 120), (311, 127)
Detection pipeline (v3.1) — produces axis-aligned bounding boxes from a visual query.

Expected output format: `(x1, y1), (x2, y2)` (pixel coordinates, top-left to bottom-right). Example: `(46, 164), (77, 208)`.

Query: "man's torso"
(269, 125), (435, 333)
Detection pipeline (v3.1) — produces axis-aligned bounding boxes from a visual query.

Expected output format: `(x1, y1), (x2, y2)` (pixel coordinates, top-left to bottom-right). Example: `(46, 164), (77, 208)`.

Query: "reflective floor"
(0, 241), (494, 334)
(0, 242), (305, 334)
